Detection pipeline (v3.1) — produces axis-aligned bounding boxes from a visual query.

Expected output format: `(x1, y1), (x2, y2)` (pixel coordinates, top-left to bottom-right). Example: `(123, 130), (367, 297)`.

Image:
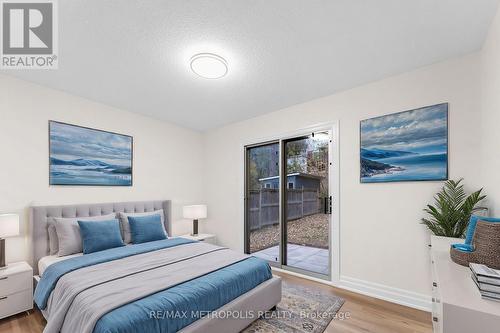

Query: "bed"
(30, 200), (281, 333)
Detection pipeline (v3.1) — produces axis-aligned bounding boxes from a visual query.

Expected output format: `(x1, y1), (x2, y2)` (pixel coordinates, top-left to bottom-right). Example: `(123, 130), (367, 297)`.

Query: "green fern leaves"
(421, 179), (487, 237)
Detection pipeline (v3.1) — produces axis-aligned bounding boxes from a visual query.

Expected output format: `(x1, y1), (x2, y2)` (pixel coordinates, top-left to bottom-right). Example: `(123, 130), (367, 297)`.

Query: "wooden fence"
(248, 188), (321, 231)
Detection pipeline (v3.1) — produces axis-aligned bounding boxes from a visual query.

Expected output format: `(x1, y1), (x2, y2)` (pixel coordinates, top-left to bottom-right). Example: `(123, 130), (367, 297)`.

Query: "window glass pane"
(285, 132), (330, 275)
(246, 143), (280, 263)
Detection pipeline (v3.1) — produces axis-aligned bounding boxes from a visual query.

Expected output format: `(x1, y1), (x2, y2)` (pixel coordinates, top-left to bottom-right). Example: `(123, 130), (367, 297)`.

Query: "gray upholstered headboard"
(30, 200), (171, 274)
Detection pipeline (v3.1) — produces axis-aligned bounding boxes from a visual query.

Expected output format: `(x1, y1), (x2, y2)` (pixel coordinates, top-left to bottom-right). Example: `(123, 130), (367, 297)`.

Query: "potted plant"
(421, 178), (487, 237)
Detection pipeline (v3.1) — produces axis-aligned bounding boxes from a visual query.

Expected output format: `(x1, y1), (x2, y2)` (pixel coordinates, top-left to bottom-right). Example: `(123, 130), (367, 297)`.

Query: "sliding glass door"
(245, 130), (332, 279)
(282, 132), (330, 276)
(245, 142), (281, 265)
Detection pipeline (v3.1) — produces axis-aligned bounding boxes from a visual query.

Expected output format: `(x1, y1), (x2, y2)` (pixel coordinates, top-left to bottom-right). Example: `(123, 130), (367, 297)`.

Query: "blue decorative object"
(360, 103), (448, 183)
(49, 121), (133, 186)
(128, 214), (167, 244)
(451, 243), (474, 252)
(34, 238), (195, 309)
(465, 215), (500, 245)
(78, 219), (125, 254)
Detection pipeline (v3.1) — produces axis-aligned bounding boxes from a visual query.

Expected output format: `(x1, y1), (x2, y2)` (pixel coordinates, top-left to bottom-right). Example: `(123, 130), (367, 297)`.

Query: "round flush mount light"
(190, 53), (228, 79)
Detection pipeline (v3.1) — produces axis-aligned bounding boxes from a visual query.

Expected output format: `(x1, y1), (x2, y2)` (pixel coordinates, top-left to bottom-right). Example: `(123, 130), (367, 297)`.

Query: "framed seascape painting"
(360, 103), (448, 183)
(49, 121), (133, 186)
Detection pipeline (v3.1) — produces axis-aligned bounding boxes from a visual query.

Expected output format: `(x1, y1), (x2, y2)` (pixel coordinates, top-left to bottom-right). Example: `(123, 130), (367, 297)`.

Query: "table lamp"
(183, 205), (207, 236)
(0, 214), (19, 268)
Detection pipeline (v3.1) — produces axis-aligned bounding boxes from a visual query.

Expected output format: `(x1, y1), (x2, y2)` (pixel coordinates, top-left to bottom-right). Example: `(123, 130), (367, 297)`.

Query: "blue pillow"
(78, 219), (125, 254)
(465, 215), (500, 245)
(128, 214), (167, 244)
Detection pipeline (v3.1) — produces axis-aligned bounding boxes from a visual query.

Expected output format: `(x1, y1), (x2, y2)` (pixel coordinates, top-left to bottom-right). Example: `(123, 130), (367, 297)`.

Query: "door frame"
(243, 140), (281, 267)
(241, 121), (340, 283)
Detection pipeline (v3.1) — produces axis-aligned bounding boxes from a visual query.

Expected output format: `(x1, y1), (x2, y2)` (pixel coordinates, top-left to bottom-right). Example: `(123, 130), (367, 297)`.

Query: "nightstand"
(0, 262), (33, 319)
(180, 233), (217, 245)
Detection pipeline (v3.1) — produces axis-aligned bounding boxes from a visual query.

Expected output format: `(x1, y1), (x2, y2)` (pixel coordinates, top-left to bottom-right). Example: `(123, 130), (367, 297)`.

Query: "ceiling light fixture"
(190, 53), (228, 79)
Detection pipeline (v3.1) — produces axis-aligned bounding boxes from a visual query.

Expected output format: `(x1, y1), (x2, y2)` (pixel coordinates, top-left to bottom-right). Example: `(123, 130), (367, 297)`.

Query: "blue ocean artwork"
(49, 121), (132, 186)
(360, 104), (448, 183)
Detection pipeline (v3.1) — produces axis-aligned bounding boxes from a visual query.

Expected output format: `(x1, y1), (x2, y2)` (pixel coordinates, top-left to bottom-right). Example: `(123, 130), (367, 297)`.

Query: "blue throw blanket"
(94, 257), (272, 333)
(35, 238), (195, 309)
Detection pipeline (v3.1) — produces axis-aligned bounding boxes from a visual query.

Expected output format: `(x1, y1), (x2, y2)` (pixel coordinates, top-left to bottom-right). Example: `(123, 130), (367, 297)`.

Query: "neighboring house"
(259, 172), (322, 190)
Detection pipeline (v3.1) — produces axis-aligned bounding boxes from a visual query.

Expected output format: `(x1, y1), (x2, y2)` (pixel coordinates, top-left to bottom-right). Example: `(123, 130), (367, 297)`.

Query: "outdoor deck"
(253, 244), (329, 275)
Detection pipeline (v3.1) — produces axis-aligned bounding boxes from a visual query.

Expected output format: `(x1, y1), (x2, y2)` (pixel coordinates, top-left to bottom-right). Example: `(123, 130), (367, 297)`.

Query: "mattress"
(38, 253), (82, 276)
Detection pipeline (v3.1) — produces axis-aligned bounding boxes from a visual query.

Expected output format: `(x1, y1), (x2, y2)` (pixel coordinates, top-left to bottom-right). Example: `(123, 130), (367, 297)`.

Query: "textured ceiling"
(3, 0), (499, 131)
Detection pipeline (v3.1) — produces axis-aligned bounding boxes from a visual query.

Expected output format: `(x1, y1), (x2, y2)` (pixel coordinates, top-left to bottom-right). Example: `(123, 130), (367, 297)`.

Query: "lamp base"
(0, 238), (5, 268)
(191, 219), (199, 236)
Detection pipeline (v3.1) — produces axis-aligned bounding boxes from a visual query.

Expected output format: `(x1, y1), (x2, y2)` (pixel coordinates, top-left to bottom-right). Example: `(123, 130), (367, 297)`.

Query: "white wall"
(2, 8), (499, 310)
(202, 53), (483, 308)
(480, 7), (500, 215)
(0, 74), (205, 264)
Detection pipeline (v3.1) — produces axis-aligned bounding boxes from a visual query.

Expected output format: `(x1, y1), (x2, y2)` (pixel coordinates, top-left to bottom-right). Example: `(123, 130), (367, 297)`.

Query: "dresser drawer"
(432, 314), (442, 333)
(0, 270), (32, 296)
(431, 297), (442, 333)
(0, 289), (32, 319)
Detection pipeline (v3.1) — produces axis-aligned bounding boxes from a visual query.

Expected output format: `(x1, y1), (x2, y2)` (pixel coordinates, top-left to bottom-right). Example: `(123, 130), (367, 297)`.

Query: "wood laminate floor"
(0, 271), (432, 333)
(273, 272), (432, 333)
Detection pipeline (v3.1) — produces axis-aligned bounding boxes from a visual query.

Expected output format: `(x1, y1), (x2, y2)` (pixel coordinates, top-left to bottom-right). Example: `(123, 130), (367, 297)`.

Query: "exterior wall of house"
(294, 177), (320, 190)
(260, 175), (321, 190)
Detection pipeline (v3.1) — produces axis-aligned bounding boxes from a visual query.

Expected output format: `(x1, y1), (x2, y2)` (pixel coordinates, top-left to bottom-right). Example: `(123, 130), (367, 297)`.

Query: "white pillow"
(47, 218), (59, 255)
(118, 210), (166, 243)
(53, 213), (117, 256)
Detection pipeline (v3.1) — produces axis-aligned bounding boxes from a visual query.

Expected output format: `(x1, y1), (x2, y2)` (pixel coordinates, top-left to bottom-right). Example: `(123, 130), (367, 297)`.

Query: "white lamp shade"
(0, 214), (20, 238)
(183, 205), (207, 219)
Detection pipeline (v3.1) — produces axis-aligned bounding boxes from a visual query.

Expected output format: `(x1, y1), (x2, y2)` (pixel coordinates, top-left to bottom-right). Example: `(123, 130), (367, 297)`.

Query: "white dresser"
(0, 262), (33, 319)
(430, 236), (500, 333)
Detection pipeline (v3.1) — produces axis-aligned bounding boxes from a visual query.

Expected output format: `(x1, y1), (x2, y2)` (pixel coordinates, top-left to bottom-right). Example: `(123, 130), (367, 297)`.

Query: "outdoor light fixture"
(190, 53), (228, 79)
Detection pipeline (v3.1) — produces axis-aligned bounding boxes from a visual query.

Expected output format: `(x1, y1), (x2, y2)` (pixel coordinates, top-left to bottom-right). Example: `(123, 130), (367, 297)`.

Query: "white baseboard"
(339, 275), (432, 312)
(271, 267), (432, 312)
(272, 266), (336, 285)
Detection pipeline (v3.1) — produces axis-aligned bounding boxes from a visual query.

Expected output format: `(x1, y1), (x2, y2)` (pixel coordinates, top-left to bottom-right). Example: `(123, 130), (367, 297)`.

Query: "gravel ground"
(250, 214), (329, 253)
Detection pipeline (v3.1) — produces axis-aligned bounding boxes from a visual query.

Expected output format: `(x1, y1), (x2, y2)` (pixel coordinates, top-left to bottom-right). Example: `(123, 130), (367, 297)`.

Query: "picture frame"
(360, 103), (449, 183)
(49, 121), (133, 186)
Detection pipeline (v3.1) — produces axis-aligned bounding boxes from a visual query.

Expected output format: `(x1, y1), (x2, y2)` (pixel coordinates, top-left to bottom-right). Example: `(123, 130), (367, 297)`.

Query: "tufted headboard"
(30, 200), (171, 274)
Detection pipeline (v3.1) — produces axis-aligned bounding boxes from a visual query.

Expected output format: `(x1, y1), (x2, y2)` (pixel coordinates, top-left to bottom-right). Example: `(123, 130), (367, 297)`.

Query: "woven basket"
(450, 220), (500, 269)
